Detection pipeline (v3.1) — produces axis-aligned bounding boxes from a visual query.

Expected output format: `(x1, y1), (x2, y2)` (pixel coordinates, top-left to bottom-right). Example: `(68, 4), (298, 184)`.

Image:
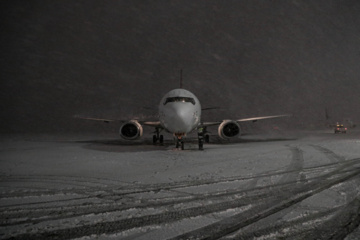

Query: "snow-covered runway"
(1, 130), (360, 239)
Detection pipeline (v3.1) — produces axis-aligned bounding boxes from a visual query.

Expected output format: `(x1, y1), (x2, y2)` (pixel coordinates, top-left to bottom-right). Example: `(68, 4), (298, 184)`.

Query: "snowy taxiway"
(1, 130), (360, 239)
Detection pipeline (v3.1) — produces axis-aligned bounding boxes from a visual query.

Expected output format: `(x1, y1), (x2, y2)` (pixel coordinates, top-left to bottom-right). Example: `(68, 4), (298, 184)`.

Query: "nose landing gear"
(175, 138), (184, 150)
(172, 130), (208, 151)
(174, 133), (185, 150)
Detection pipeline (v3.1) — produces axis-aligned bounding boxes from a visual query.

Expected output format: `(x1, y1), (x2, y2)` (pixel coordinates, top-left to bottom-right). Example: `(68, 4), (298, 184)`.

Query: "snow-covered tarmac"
(1, 130), (360, 239)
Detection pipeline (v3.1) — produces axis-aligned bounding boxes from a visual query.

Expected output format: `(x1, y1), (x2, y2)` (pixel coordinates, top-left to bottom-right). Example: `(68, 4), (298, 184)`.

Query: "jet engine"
(218, 120), (241, 139)
(119, 120), (143, 140)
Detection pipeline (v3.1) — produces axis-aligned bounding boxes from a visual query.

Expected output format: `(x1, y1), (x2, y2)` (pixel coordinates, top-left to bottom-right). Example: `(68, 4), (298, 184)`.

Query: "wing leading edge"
(236, 114), (292, 122)
(202, 114), (291, 126)
(74, 115), (161, 127)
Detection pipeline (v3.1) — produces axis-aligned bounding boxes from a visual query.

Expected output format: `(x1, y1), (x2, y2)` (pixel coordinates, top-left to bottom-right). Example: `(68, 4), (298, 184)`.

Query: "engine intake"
(119, 120), (143, 140)
(218, 120), (241, 139)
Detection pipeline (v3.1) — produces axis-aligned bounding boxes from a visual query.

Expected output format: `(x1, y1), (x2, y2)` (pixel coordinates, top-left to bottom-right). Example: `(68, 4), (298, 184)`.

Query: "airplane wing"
(74, 115), (162, 127)
(202, 107), (221, 111)
(73, 115), (119, 123)
(202, 114), (291, 126)
(236, 114), (292, 122)
(141, 121), (162, 127)
(202, 121), (222, 127)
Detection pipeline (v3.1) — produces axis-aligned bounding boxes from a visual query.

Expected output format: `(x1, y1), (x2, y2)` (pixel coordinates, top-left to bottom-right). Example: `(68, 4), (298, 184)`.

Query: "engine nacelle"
(218, 120), (241, 139)
(119, 120), (143, 140)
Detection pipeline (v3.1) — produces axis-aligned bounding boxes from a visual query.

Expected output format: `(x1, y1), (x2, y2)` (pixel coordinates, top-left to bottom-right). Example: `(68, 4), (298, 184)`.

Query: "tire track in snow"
(173, 170), (360, 240)
(2, 159), (360, 228)
(298, 197), (360, 240)
(1, 162), (353, 214)
(278, 146), (304, 184)
(0, 174), (128, 197)
(2, 197), (258, 240)
(0, 178), (286, 227)
(310, 144), (346, 163)
(224, 178), (360, 239)
(223, 206), (340, 239)
(170, 163), (360, 239)
(1, 154), (356, 202)
(0, 167), (311, 205)
(4, 158), (360, 240)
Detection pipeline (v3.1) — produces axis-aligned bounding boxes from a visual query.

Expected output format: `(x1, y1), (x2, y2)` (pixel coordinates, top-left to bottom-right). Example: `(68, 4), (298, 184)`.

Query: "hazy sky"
(1, 0), (360, 133)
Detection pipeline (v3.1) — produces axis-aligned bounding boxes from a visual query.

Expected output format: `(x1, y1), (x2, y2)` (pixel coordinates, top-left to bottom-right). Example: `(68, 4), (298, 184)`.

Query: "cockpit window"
(164, 97), (195, 105)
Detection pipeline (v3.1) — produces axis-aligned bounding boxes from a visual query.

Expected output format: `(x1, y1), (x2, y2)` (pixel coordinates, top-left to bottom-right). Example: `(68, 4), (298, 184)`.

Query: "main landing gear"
(198, 127), (210, 150)
(153, 128), (163, 144)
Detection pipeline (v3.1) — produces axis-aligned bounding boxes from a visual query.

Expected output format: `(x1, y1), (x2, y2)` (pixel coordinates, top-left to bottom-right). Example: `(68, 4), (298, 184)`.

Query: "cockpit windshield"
(164, 97), (195, 105)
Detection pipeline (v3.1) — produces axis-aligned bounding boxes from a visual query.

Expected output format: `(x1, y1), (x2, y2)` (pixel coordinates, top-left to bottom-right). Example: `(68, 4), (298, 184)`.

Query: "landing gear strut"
(153, 128), (163, 144)
(198, 127), (204, 150)
(175, 137), (184, 150)
(198, 127), (209, 150)
(174, 133), (185, 150)
(205, 134), (210, 143)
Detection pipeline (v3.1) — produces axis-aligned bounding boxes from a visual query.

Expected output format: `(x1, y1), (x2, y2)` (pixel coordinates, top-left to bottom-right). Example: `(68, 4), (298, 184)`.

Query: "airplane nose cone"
(175, 107), (187, 120)
(174, 107), (191, 131)
(164, 105), (194, 133)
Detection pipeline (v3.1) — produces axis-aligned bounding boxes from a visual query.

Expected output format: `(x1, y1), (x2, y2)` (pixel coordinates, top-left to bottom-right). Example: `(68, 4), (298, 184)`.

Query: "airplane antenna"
(180, 69), (183, 88)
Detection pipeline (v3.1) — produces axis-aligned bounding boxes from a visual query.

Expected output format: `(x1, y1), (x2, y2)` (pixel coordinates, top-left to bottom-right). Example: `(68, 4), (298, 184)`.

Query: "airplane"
(76, 87), (291, 150)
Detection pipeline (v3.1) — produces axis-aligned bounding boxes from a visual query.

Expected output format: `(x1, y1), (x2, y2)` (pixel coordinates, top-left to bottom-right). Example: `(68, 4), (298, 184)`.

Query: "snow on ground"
(0, 129), (359, 239)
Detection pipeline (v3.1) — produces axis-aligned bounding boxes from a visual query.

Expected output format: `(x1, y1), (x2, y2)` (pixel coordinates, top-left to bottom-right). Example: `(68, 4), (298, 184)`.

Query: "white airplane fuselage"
(159, 89), (201, 137)
(76, 87), (290, 149)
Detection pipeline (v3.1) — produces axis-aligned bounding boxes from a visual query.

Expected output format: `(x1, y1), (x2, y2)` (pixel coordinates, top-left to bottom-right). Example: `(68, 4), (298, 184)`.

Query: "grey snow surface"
(1, 129), (360, 239)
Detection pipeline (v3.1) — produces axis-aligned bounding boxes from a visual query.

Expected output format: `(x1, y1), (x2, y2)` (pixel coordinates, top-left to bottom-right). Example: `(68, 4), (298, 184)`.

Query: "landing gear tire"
(205, 135), (210, 143)
(199, 141), (203, 150)
(153, 128), (163, 145)
(176, 138), (184, 150)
